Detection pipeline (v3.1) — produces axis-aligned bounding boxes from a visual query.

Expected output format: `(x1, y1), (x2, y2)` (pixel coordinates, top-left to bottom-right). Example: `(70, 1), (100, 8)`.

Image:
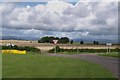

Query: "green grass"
(2, 53), (115, 78)
(98, 52), (119, 58)
(0, 53), (2, 79)
(59, 52), (98, 54)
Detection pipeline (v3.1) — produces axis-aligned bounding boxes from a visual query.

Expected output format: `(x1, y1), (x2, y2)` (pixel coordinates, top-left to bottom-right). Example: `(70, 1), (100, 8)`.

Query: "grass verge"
(0, 53), (2, 79)
(2, 53), (115, 78)
(97, 52), (119, 58)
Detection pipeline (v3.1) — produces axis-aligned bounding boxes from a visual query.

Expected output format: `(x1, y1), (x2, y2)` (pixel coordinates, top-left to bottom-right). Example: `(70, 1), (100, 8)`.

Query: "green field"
(98, 52), (119, 58)
(2, 53), (115, 78)
(0, 53), (2, 79)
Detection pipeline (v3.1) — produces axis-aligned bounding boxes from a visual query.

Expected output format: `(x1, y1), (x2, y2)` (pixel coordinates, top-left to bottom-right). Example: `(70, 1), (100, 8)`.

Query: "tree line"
(38, 36), (99, 44)
(48, 46), (119, 53)
(2, 45), (41, 53)
(38, 36), (70, 43)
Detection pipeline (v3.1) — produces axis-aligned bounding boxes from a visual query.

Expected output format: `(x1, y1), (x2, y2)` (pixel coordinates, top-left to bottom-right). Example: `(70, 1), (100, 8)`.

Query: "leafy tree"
(80, 41), (84, 44)
(48, 46), (61, 53)
(38, 39), (41, 43)
(70, 40), (73, 44)
(93, 41), (96, 44)
(49, 36), (55, 43)
(55, 46), (61, 53)
(96, 41), (99, 45)
(93, 41), (99, 45)
(60, 37), (69, 43)
(39, 36), (49, 43)
(38, 36), (69, 44)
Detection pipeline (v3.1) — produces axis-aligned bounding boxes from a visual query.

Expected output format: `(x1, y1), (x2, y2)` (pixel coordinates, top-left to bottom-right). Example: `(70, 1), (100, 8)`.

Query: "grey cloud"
(1, 1), (118, 40)
(63, 2), (89, 18)
(2, 28), (118, 43)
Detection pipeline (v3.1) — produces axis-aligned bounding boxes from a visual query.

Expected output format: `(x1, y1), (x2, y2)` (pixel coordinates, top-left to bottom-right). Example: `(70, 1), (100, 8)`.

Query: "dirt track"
(48, 53), (119, 78)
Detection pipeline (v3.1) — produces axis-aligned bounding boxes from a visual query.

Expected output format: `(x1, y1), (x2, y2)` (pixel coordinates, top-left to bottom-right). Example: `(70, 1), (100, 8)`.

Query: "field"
(98, 52), (119, 58)
(1, 40), (119, 78)
(0, 40), (119, 51)
(2, 53), (115, 78)
(0, 53), (1, 79)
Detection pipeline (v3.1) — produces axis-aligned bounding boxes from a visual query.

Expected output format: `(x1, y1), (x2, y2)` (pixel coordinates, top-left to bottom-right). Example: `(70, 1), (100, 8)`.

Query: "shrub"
(48, 46), (61, 53)
(49, 47), (120, 53)
(2, 45), (41, 53)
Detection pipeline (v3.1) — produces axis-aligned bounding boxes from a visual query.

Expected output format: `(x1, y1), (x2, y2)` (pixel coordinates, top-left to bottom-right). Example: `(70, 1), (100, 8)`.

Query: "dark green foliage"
(2, 45), (41, 53)
(49, 46), (119, 53)
(48, 46), (61, 53)
(59, 37), (69, 43)
(0, 46), (2, 50)
(49, 36), (56, 43)
(38, 36), (69, 44)
(38, 36), (58, 43)
(70, 40), (73, 44)
(94, 41), (99, 44)
(115, 47), (120, 52)
(40, 36), (50, 43)
(56, 46), (61, 53)
(38, 39), (41, 43)
(80, 41), (84, 44)
(96, 41), (99, 44)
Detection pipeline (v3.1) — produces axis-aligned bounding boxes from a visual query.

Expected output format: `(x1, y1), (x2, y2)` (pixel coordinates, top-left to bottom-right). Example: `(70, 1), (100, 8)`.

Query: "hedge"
(1, 45), (41, 53)
(49, 46), (119, 53)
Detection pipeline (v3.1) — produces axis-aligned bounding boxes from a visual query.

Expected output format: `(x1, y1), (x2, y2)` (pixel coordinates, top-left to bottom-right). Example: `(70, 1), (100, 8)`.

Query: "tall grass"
(98, 52), (119, 58)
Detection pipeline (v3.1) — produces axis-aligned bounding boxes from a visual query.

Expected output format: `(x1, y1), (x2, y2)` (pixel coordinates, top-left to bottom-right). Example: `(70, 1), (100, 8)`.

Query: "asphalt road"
(48, 53), (119, 78)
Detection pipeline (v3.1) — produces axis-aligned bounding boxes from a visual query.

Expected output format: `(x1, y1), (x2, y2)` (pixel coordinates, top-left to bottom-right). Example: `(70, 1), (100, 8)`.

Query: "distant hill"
(1, 36), (21, 40)
(1, 36), (38, 40)
(73, 38), (118, 44)
(0, 36), (118, 44)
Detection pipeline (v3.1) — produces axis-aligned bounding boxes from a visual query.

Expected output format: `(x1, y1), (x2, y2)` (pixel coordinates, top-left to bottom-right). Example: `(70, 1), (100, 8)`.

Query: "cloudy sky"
(0, 0), (119, 42)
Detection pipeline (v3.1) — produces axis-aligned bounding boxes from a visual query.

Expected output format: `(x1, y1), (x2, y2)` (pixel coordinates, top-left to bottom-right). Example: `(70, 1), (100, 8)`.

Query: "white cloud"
(1, 0), (118, 40)
(0, 3), (15, 14)
(46, 0), (72, 14)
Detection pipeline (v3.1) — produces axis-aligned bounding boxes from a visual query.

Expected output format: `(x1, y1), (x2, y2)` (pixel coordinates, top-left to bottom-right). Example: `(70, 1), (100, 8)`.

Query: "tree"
(93, 41), (96, 44)
(80, 41), (84, 44)
(48, 46), (61, 53)
(96, 41), (99, 45)
(38, 36), (49, 43)
(49, 36), (55, 43)
(60, 37), (69, 43)
(55, 46), (61, 53)
(38, 39), (41, 43)
(54, 37), (60, 43)
(93, 41), (99, 45)
(70, 40), (73, 44)
(38, 36), (70, 44)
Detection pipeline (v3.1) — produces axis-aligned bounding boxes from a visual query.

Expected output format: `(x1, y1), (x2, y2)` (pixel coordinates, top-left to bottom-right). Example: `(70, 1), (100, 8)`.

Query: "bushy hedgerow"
(2, 45), (41, 53)
(49, 46), (120, 53)
(0, 46), (2, 50)
(48, 46), (61, 53)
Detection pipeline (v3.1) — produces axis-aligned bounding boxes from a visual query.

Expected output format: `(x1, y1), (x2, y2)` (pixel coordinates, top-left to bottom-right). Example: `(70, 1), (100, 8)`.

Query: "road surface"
(48, 53), (119, 78)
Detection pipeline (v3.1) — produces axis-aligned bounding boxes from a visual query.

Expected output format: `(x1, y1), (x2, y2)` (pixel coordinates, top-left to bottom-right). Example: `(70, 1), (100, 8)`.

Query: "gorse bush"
(2, 45), (41, 53)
